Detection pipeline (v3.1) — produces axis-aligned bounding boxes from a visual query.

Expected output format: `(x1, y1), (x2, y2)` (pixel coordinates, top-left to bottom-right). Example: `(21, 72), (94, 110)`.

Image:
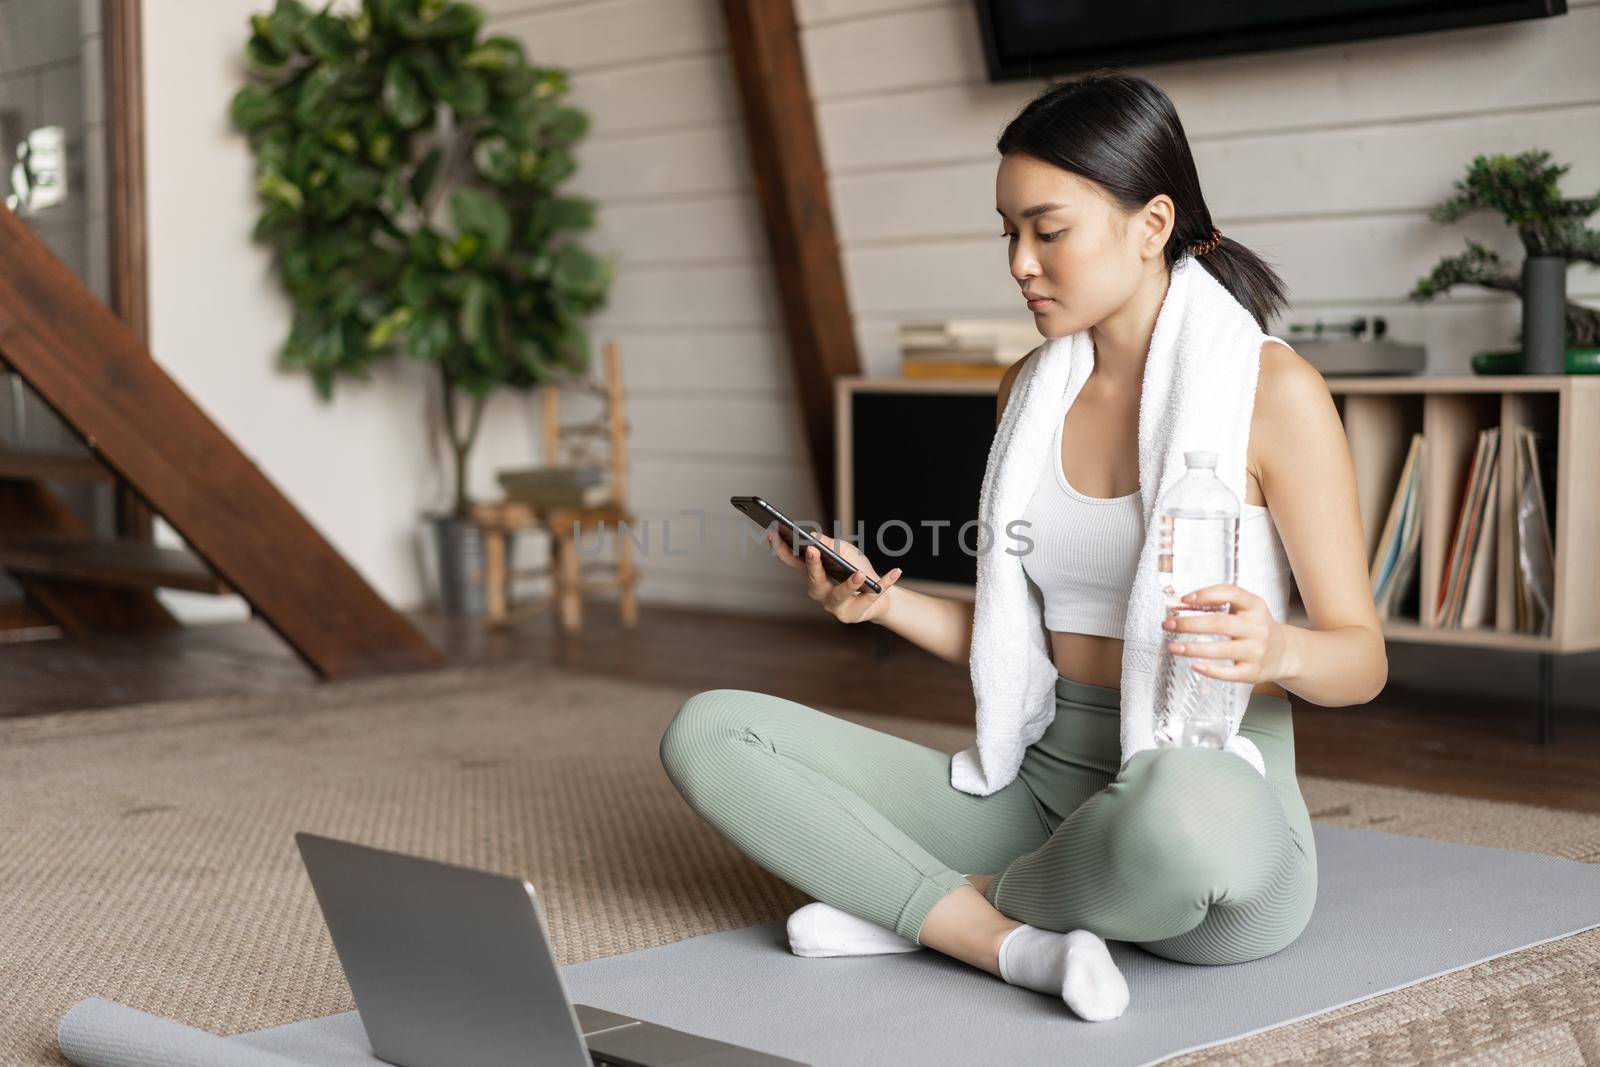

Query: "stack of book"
(496, 465), (611, 509)
(898, 320), (1041, 380)
(1434, 427), (1500, 629)
(1370, 433), (1423, 618)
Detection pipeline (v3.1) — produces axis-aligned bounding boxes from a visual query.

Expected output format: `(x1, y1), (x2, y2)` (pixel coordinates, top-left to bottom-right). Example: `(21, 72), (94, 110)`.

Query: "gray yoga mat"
(59, 824), (1600, 1067)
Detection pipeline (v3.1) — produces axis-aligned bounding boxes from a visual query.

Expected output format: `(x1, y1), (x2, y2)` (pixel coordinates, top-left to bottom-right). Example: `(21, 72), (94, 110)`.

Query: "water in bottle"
(1155, 450), (1239, 749)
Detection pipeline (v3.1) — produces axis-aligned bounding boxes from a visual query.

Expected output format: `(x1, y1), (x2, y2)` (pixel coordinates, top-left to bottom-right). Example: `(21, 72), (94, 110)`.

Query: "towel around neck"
(950, 254), (1273, 795)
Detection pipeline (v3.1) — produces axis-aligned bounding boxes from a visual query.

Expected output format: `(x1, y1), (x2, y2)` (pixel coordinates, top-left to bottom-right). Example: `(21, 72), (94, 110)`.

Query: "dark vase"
(428, 513), (513, 616)
(1522, 255), (1568, 375)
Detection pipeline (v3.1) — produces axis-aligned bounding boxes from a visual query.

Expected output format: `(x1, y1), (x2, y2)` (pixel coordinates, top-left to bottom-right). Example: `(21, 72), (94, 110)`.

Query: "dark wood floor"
(3, 601), (1598, 813)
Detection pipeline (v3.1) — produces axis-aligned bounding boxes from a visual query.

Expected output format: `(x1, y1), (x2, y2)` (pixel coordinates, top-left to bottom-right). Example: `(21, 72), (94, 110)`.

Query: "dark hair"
(996, 70), (1287, 331)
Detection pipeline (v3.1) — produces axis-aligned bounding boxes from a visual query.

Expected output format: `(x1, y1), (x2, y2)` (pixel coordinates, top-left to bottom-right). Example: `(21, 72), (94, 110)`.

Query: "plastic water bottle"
(1155, 450), (1239, 750)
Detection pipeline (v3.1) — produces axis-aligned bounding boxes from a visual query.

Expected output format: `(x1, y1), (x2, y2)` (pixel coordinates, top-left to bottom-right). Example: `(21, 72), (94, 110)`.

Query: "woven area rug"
(2, 661), (1598, 1066)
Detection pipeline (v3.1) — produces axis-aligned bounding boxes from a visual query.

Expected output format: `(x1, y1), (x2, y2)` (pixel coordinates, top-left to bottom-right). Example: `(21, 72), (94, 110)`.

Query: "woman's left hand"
(1162, 583), (1289, 685)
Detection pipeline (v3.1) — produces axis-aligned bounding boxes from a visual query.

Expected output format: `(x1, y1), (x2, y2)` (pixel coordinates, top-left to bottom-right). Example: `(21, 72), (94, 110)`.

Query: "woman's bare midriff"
(1050, 630), (1288, 699)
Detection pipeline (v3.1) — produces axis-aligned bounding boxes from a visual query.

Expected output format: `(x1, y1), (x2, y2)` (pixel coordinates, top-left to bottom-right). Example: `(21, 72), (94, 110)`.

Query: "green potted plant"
(232, 0), (615, 613)
(1410, 150), (1599, 375)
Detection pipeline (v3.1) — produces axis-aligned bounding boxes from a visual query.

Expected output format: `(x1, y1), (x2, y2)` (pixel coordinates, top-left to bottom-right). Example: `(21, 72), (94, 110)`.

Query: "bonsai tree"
(231, 0), (615, 516)
(1410, 149), (1599, 347)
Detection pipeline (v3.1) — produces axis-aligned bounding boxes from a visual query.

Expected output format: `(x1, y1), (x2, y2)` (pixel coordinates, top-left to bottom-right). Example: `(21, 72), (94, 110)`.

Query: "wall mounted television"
(974, 0), (1566, 82)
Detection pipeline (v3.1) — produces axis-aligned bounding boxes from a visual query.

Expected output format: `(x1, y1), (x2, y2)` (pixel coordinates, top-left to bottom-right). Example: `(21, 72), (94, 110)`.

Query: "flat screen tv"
(974, 0), (1566, 82)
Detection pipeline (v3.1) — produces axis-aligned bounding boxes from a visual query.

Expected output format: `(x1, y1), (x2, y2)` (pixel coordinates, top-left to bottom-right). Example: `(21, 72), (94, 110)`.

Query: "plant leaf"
(537, 149), (575, 187)
(295, 65), (343, 126)
(551, 244), (605, 296)
(399, 263), (439, 305)
(230, 84), (285, 130)
(297, 12), (354, 62)
(465, 37), (524, 72)
(444, 70), (489, 117)
(409, 146), (443, 205)
(367, 306), (414, 349)
(382, 58), (429, 128)
(458, 275), (492, 344)
(471, 135), (516, 184)
(546, 107), (588, 144)
(451, 188), (511, 256)
(257, 170), (305, 211)
(396, 1), (483, 40)
(540, 196), (595, 232)
(407, 309), (452, 362)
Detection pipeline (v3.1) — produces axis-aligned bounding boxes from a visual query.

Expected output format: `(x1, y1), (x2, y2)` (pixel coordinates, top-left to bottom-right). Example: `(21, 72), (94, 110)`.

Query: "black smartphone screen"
(730, 496), (883, 594)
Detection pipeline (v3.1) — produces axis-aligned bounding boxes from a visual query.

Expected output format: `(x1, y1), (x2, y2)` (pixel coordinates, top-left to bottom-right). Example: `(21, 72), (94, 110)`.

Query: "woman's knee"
(659, 688), (800, 794)
(1105, 746), (1278, 890)
(660, 689), (747, 779)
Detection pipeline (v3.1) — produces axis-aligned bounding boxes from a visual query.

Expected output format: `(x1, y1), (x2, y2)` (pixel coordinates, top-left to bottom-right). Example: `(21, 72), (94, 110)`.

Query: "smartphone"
(730, 495), (884, 594)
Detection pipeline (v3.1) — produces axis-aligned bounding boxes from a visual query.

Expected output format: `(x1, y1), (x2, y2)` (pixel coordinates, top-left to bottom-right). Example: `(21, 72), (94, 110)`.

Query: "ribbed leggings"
(658, 673), (1317, 965)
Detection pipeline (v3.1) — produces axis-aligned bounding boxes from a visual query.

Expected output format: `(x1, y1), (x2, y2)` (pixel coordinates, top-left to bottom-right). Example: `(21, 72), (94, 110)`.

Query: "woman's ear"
(1139, 194), (1176, 259)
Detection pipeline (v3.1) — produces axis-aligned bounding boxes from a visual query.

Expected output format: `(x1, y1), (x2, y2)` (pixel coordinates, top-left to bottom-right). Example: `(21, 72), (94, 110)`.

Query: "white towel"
(951, 254), (1271, 796)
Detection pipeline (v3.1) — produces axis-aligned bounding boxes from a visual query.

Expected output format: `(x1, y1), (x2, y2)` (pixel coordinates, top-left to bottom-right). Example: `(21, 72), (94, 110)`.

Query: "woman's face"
(995, 153), (1167, 338)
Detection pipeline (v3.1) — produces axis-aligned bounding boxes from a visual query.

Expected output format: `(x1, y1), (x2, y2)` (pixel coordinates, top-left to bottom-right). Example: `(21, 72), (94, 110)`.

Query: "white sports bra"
(1017, 399), (1294, 638)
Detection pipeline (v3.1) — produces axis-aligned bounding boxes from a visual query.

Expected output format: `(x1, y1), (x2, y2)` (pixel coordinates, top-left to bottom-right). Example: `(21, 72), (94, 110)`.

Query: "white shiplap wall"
(491, 0), (1600, 624)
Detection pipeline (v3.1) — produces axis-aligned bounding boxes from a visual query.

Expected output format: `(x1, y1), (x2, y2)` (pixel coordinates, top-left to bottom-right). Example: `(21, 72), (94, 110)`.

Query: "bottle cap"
(1184, 450), (1218, 469)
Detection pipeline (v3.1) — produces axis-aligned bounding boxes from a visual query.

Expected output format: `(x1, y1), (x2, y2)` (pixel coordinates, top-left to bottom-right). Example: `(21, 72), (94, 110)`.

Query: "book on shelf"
(1369, 432), (1423, 618)
(1368, 432), (1416, 590)
(1440, 425), (1497, 627)
(1388, 480), (1424, 620)
(898, 319), (1041, 365)
(1446, 425), (1491, 627)
(1455, 442), (1500, 629)
(1513, 426), (1556, 636)
(1434, 427), (1499, 628)
(900, 358), (1011, 380)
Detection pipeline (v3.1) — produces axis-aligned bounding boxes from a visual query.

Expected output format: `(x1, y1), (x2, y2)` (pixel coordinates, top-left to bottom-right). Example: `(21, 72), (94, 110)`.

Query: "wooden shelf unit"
(1324, 375), (1599, 655)
(836, 373), (1600, 653)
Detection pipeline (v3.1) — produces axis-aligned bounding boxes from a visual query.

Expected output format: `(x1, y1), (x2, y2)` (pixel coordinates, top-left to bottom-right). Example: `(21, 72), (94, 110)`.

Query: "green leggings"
(659, 674), (1318, 965)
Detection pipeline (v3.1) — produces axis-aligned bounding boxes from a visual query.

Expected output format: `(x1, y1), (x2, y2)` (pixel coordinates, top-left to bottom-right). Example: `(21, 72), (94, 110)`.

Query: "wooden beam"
(0, 208), (445, 679)
(721, 0), (859, 527)
(105, 0), (155, 543)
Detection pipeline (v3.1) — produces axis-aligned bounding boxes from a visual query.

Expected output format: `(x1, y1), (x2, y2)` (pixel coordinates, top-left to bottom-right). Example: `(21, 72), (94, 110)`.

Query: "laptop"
(295, 832), (808, 1067)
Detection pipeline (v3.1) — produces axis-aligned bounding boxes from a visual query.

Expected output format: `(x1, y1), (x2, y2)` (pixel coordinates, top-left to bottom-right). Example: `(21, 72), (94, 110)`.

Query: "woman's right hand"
(766, 529), (903, 624)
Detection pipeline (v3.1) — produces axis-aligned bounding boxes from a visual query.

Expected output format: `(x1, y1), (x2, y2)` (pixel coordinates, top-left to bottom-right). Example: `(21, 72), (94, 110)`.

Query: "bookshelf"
(836, 373), (1599, 740)
(1320, 376), (1599, 653)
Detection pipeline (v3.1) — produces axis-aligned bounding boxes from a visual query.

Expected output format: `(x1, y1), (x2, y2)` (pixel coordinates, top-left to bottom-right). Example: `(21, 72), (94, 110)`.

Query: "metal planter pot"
(1522, 255), (1568, 375)
(428, 513), (512, 617)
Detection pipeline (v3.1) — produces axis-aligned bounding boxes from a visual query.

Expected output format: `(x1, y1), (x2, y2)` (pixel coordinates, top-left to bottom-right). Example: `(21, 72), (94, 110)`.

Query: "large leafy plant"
(232, 0), (614, 516)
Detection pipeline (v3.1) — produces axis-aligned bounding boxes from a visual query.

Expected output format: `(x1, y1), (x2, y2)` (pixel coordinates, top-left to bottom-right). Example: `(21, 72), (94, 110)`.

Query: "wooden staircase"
(0, 206), (444, 680)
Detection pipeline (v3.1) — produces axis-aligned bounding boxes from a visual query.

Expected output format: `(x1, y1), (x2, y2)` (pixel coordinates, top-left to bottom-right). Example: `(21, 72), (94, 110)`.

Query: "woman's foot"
(787, 875), (995, 957)
(997, 925), (1129, 1022)
(786, 901), (922, 957)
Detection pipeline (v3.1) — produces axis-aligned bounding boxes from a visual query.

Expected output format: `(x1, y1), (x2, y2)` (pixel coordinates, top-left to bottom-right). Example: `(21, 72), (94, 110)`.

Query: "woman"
(658, 71), (1385, 1022)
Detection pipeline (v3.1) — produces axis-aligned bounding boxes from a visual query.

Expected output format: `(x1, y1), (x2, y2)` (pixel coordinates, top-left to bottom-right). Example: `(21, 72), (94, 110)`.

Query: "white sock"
(786, 901), (922, 957)
(997, 925), (1129, 1022)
